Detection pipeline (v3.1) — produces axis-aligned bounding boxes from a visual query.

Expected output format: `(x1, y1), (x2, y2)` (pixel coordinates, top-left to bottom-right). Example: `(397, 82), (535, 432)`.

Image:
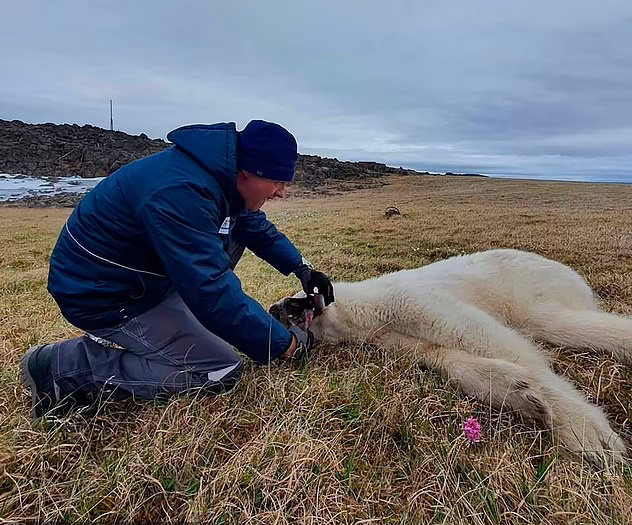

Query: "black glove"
(286, 325), (314, 361)
(294, 263), (335, 306)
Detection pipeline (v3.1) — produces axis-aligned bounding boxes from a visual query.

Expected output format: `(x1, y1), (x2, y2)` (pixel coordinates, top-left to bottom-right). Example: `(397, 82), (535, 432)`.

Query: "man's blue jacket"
(47, 122), (302, 363)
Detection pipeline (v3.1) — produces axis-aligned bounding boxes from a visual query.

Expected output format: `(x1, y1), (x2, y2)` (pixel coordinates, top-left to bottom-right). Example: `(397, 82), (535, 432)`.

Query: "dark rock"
(0, 119), (486, 208)
(0, 119), (169, 179)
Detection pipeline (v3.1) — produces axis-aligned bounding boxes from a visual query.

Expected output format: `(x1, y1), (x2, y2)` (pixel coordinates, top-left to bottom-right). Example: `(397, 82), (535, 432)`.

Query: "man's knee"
(117, 354), (245, 400)
(145, 358), (244, 400)
(200, 357), (244, 395)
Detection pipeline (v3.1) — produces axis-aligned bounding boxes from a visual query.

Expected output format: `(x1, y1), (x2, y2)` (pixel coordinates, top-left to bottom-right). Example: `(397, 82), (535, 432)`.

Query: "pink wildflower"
(463, 417), (482, 443)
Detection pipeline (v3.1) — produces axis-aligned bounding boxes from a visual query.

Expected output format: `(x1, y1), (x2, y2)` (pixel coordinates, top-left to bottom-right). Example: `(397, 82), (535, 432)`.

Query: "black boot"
(20, 344), (91, 419)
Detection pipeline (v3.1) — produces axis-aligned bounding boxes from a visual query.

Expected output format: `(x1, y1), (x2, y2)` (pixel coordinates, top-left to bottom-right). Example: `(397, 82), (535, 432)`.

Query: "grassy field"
(1, 175), (631, 524)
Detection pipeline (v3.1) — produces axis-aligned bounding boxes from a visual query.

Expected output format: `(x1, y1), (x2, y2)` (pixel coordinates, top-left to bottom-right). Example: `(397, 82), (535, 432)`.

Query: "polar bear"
(270, 249), (631, 466)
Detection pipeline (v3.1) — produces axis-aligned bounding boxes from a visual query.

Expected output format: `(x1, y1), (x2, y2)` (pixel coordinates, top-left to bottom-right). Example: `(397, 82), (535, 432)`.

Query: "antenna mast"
(109, 100), (114, 131)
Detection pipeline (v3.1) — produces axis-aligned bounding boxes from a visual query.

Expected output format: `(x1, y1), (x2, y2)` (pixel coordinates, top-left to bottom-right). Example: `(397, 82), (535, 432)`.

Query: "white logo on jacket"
(218, 217), (231, 235)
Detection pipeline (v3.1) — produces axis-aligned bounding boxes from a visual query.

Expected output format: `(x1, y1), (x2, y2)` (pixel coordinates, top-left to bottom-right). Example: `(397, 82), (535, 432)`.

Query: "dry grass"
(1, 174), (632, 524)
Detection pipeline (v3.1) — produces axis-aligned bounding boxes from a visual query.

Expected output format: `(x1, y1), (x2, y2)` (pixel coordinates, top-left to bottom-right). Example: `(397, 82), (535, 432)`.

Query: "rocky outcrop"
(293, 155), (422, 191)
(0, 119), (484, 206)
(0, 119), (168, 179)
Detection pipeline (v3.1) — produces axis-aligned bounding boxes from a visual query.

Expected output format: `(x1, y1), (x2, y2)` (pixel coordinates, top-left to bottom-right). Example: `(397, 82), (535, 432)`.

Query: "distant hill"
(0, 119), (484, 193)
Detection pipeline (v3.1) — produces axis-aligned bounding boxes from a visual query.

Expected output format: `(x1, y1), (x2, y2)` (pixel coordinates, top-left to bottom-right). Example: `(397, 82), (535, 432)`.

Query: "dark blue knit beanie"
(237, 120), (298, 182)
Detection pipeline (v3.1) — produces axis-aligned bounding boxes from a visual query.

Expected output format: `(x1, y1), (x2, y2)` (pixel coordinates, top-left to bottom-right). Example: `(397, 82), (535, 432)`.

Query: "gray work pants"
(49, 241), (246, 402)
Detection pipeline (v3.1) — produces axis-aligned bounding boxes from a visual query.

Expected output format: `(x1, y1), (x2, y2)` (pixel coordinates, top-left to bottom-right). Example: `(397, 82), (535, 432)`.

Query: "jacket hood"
(166, 122), (241, 202)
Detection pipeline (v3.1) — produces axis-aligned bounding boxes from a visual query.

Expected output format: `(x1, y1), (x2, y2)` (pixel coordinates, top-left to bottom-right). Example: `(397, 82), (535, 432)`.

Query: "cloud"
(1, 0), (631, 179)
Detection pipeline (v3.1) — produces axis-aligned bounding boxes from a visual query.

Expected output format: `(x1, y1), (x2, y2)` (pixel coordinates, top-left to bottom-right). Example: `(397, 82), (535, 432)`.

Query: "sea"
(485, 173), (632, 184)
(1, 171), (630, 202)
(0, 173), (105, 202)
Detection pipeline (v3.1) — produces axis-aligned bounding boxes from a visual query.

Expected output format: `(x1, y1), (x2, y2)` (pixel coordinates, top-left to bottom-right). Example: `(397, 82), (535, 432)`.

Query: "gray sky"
(2, 1), (632, 180)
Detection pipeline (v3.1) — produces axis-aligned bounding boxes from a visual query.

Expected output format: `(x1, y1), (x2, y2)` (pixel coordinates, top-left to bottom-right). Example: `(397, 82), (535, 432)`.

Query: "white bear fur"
(301, 249), (631, 465)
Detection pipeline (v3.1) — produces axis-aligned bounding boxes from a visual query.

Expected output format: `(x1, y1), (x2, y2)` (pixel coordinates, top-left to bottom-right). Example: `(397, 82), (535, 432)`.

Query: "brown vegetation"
(1, 175), (631, 524)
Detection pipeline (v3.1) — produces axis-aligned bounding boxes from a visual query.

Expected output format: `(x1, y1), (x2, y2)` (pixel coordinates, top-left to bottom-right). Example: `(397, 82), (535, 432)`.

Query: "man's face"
(236, 170), (288, 211)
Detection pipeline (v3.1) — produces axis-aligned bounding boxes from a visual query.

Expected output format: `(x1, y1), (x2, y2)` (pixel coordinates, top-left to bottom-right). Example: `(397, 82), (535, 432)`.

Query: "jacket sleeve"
(138, 183), (293, 364)
(231, 210), (303, 275)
